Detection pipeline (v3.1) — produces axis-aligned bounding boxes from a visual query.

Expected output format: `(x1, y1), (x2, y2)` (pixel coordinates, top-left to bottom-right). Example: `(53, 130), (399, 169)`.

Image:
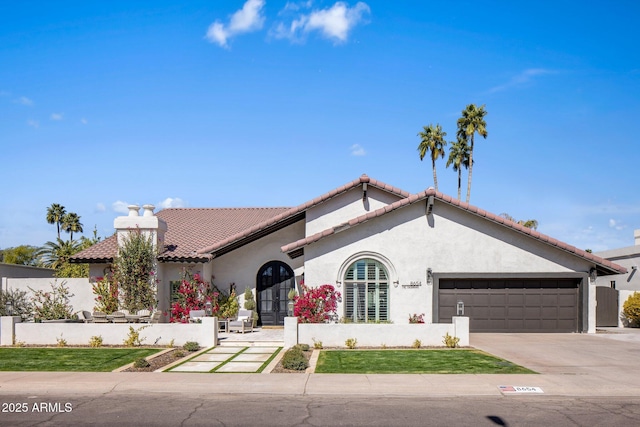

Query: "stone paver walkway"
(167, 338), (282, 373)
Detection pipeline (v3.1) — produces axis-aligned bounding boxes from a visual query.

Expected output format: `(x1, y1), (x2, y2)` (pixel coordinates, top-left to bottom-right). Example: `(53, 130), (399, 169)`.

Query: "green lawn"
(0, 348), (161, 372)
(315, 349), (535, 374)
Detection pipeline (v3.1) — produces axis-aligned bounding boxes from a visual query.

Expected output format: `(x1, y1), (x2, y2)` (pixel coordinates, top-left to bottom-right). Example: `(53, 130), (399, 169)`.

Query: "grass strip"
(315, 349), (535, 374)
(0, 348), (160, 372)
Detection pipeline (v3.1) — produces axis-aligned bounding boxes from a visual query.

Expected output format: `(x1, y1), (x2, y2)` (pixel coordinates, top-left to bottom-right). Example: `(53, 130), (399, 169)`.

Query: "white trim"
(335, 251), (398, 288)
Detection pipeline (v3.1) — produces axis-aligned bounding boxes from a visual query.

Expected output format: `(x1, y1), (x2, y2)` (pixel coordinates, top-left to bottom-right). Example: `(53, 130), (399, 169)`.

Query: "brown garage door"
(438, 278), (579, 332)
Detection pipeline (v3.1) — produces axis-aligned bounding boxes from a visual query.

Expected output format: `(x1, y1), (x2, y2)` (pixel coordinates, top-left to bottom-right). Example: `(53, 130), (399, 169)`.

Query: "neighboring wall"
(2, 277), (94, 315)
(0, 263), (54, 279)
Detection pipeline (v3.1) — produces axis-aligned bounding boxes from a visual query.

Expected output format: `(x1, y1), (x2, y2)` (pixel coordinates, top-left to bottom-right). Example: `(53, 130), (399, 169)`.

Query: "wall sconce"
(335, 280), (341, 288)
(5, 301), (13, 316)
(393, 280), (399, 288)
(589, 268), (597, 282)
(456, 300), (464, 316)
(427, 268), (433, 284)
(205, 301), (212, 317)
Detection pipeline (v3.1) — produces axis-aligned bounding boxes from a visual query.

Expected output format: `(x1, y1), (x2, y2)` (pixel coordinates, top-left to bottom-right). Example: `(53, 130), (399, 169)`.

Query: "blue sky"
(1, 1), (639, 252)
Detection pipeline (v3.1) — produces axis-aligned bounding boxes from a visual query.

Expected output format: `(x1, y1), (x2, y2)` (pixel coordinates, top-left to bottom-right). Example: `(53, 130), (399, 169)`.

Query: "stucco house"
(71, 174), (625, 333)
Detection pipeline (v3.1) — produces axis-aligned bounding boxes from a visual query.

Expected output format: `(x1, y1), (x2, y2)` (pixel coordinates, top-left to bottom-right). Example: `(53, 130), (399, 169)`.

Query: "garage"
(438, 278), (580, 332)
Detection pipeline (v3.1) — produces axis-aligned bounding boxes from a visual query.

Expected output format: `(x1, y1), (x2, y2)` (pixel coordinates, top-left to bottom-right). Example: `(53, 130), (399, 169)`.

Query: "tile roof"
(194, 174), (409, 255)
(71, 207), (292, 263)
(280, 188), (628, 276)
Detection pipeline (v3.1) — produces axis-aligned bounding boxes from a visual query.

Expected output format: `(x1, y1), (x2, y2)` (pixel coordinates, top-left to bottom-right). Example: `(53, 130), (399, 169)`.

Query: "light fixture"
(589, 268), (597, 282)
(427, 268), (433, 284)
(456, 300), (464, 316)
(5, 301), (13, 316)
(205, 301), (212, 317)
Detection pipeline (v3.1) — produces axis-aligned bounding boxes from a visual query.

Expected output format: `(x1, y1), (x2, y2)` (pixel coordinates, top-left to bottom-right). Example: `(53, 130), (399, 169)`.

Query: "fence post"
(1, 316), (21, 346)
(284, 317), (298, 348)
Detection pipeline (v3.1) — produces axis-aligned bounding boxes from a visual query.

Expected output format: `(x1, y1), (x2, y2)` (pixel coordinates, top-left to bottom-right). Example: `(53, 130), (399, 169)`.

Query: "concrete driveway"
(470, 330), (640, 394)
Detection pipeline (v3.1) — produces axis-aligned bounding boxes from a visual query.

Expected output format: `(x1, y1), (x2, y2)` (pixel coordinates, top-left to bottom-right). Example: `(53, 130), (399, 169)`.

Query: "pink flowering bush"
(170, 271), (220, 323)
(29, 281), (74, 320)
(92, 274), (119, 313)
(293, 284), (340, 323)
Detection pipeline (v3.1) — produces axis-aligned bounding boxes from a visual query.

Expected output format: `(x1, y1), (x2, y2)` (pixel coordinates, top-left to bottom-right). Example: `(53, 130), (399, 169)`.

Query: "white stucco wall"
(306, 186), (402, 236)
(595, 246), (640, 292)
(3, 277), (94, 316)
(304, 201), (597, 325)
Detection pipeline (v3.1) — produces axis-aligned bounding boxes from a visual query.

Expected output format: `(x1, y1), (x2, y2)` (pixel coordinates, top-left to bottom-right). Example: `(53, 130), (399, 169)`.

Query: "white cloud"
(50, 113), (64, 121)
(205, 0), (266, 48)
(157, 197), (186, 209)
(273, 1), (370, 44)
(95, 203), (106, 213)
(26, 119), (39, 128)
(609, 219), (626, 231)
(350, 143), (366, 156)
(16, 96), (33, 106)
(112, 201), (131, 214)
(486, 69), (556, 94)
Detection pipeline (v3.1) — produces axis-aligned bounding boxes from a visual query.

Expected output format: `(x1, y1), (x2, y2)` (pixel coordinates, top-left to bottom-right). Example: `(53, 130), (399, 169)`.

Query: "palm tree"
(446, 137), (471, 200)
(457, 104), (488, 203)
(417, 124), (448, 190)
(37, 238), (81, 270)
(61, 212), (83, 241)
(46, 204), (66, 239)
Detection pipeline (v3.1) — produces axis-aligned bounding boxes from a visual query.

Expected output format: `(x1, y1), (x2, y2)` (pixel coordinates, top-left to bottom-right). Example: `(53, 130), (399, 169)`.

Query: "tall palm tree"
(446, 137), (471, 200)
(417, 124), (448, 190)
(46, 204), (66, 239)
(61, 212), (83, 241)
(457, 104), (488, 203)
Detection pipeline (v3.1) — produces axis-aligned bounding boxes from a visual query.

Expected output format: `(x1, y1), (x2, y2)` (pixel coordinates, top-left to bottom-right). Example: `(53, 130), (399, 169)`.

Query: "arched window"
(344, 258), (389, 322)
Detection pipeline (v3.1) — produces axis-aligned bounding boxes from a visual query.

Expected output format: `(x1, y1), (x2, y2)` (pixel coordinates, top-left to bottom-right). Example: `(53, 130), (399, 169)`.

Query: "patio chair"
(111, 311), (127, 323)
(137, 309), (151, 323)
(81, 310), (93, 323)
(189, 310), (206, 323)
(228, 309), (254, 333)
(92, 311), (109, 323)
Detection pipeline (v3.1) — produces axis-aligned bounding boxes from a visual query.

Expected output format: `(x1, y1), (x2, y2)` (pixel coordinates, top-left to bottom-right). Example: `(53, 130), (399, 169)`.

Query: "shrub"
(623, 292), (640, 326)
(133, 358), (150, 368)
(409, 313), (425, 324)
(170, 269), (221, 323)
(294, 343), (310, 351)
(183, 341), (200, 352)
(89, 336), (103, 348)
(312, 338), (323, 349)
(443, 333), (460, 348)
(282, 347), (308, 371)
(92, 274), (119, 314)
(56, 335), (67, 347)
(0, 288), (33, 321)
(345, 338), (357, 349)
(219, 290), (239, 320)
(167, 339), (175, 348)
(412, 339), (422, 349)
(294, 284), (341, 323)
(173, 350), (186, 358)
(29, 280), (74, 320)
(123, 325), (149, 347)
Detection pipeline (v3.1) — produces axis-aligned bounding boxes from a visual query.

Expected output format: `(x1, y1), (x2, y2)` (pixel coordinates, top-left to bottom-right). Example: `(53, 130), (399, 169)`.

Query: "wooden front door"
(257, 261), (294, 326)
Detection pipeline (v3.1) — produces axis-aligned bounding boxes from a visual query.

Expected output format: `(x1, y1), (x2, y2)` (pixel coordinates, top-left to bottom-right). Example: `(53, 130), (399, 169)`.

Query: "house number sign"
(402, 281), (422, 288)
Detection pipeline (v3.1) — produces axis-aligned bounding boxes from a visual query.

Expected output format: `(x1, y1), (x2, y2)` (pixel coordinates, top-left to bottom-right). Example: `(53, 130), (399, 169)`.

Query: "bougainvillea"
(92, 274), (119, 314)
(293, 284), (340, 323)
(170, 271), (220, 323)
(29, 280), (75, 320)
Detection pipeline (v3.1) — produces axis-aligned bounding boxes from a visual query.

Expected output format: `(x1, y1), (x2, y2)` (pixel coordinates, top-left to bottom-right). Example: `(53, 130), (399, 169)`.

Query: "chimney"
(635, 229), (640, 246)
(114, 203), (167, 251)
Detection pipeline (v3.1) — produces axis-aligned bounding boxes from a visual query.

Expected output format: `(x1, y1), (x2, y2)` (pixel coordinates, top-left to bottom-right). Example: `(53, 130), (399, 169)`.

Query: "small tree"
(0, 288), (33, 321)
(243, 288), (258, 326)
(114, 229), (157, 313)
(219, 290), (239, 319)
(92, 274), (119, 314)
(293, 284), (340, 323)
